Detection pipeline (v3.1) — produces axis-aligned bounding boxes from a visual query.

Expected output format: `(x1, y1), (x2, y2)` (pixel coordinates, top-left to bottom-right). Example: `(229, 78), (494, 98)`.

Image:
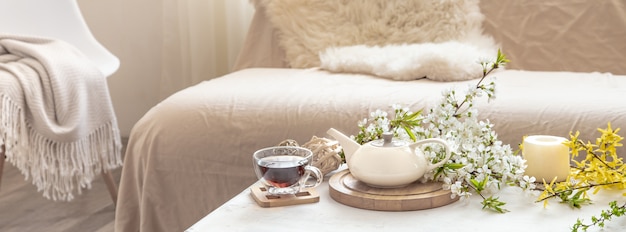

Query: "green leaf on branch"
(566, 190), (592, 209)
(470, 177), (488, 192)
(390, 109), (423, 142)
(482, 196), (509, 213)
(403, 126), (416, 142)
(433, 162), (465, 179)
(492, 49), (510, 69)
(572, 201), (626, 232)
(445, 163), (465, 170)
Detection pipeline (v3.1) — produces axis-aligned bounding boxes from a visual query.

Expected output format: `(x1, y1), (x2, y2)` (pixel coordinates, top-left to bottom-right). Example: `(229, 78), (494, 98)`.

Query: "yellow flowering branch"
(534, 122), (626, 231)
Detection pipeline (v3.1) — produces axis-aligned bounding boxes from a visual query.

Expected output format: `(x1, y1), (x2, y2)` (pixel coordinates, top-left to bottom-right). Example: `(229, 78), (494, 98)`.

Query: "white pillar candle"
(522, 135), (570, 182)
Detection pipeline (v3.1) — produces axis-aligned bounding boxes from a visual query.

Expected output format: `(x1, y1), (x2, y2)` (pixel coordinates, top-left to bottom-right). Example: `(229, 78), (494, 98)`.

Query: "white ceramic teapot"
(327, 128), (452, 188)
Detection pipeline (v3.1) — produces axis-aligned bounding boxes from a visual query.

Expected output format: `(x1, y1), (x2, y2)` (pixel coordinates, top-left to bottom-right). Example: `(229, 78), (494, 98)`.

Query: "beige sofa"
(115, 1), (626, 232)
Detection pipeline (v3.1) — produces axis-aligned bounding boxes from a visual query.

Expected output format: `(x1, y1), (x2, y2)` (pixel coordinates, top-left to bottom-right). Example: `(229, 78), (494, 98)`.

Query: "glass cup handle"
(298, 165), (323, 192)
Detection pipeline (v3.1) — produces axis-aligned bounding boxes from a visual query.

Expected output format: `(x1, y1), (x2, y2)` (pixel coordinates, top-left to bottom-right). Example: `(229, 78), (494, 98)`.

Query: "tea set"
(253, 127), (452, 197)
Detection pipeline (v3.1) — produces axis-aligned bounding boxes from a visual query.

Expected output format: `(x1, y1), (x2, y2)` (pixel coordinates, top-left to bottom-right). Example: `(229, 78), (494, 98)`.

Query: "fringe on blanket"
(1, 93), (123, 201)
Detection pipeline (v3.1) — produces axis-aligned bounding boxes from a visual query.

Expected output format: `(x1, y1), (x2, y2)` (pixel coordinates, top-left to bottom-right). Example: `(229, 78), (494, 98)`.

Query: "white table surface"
(187, 170), (626, 232)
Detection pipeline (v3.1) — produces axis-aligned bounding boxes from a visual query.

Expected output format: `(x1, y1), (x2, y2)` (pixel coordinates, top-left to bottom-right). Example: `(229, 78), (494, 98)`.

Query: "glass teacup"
(253, 146), (323, 195)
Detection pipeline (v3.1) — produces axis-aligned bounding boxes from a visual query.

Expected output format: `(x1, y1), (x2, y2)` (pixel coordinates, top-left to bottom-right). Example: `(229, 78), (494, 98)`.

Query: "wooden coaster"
(250, 185), (320, 208)
(329, 170), (458, 211)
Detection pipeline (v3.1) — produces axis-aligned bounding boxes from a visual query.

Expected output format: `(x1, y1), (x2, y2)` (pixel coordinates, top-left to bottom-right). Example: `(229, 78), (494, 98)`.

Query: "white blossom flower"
(520, 175), (537, 190)
(370, 109), (387, 118)
(477, 56), (494, 66)
(358, 118), (367, 127)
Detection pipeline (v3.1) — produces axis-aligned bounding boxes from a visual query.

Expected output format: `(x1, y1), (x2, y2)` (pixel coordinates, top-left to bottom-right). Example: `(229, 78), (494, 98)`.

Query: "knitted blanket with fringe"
(0, 35), (122, 201)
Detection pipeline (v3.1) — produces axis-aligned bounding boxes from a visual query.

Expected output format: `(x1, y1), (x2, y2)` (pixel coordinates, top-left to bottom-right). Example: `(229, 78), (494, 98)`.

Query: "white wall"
(77, 0), (254, 137)
(77, 0), (162, 137)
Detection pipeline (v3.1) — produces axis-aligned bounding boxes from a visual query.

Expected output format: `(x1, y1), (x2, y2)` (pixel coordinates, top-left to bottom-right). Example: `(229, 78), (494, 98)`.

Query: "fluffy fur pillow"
(256, 0), (497, 81)
(320, 42), (492, 81)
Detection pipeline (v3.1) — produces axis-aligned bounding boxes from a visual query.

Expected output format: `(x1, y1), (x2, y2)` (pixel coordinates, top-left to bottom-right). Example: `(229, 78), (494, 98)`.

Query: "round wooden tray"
(329, 170), (459, 211)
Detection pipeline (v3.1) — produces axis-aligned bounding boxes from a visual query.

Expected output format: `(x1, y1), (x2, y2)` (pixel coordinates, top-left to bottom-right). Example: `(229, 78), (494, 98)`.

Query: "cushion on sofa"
(255, 0), (497, 82)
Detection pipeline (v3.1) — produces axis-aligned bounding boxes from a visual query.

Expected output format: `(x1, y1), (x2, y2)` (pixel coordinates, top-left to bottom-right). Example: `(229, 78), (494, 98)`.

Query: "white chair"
(0, 0), (120, 204)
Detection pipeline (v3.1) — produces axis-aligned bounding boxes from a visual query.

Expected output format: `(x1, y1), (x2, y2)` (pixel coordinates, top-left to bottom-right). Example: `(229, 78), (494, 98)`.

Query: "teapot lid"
(370, 132), (407, 147)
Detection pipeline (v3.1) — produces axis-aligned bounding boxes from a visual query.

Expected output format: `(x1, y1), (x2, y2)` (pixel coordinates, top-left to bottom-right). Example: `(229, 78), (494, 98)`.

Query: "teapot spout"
(327, 128), (360, 165)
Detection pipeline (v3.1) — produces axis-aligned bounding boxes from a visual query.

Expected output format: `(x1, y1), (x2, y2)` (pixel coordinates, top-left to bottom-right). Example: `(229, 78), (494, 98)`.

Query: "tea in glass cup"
(253, 146), (323, 195)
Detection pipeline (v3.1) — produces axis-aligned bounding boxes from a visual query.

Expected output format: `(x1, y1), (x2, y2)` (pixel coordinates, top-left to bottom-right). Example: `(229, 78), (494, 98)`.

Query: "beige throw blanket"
(0, 35), (122, 201)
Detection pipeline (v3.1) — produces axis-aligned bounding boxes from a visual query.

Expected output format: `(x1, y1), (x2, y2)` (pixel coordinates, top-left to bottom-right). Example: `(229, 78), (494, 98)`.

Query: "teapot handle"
(408, 138), (452, 171)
